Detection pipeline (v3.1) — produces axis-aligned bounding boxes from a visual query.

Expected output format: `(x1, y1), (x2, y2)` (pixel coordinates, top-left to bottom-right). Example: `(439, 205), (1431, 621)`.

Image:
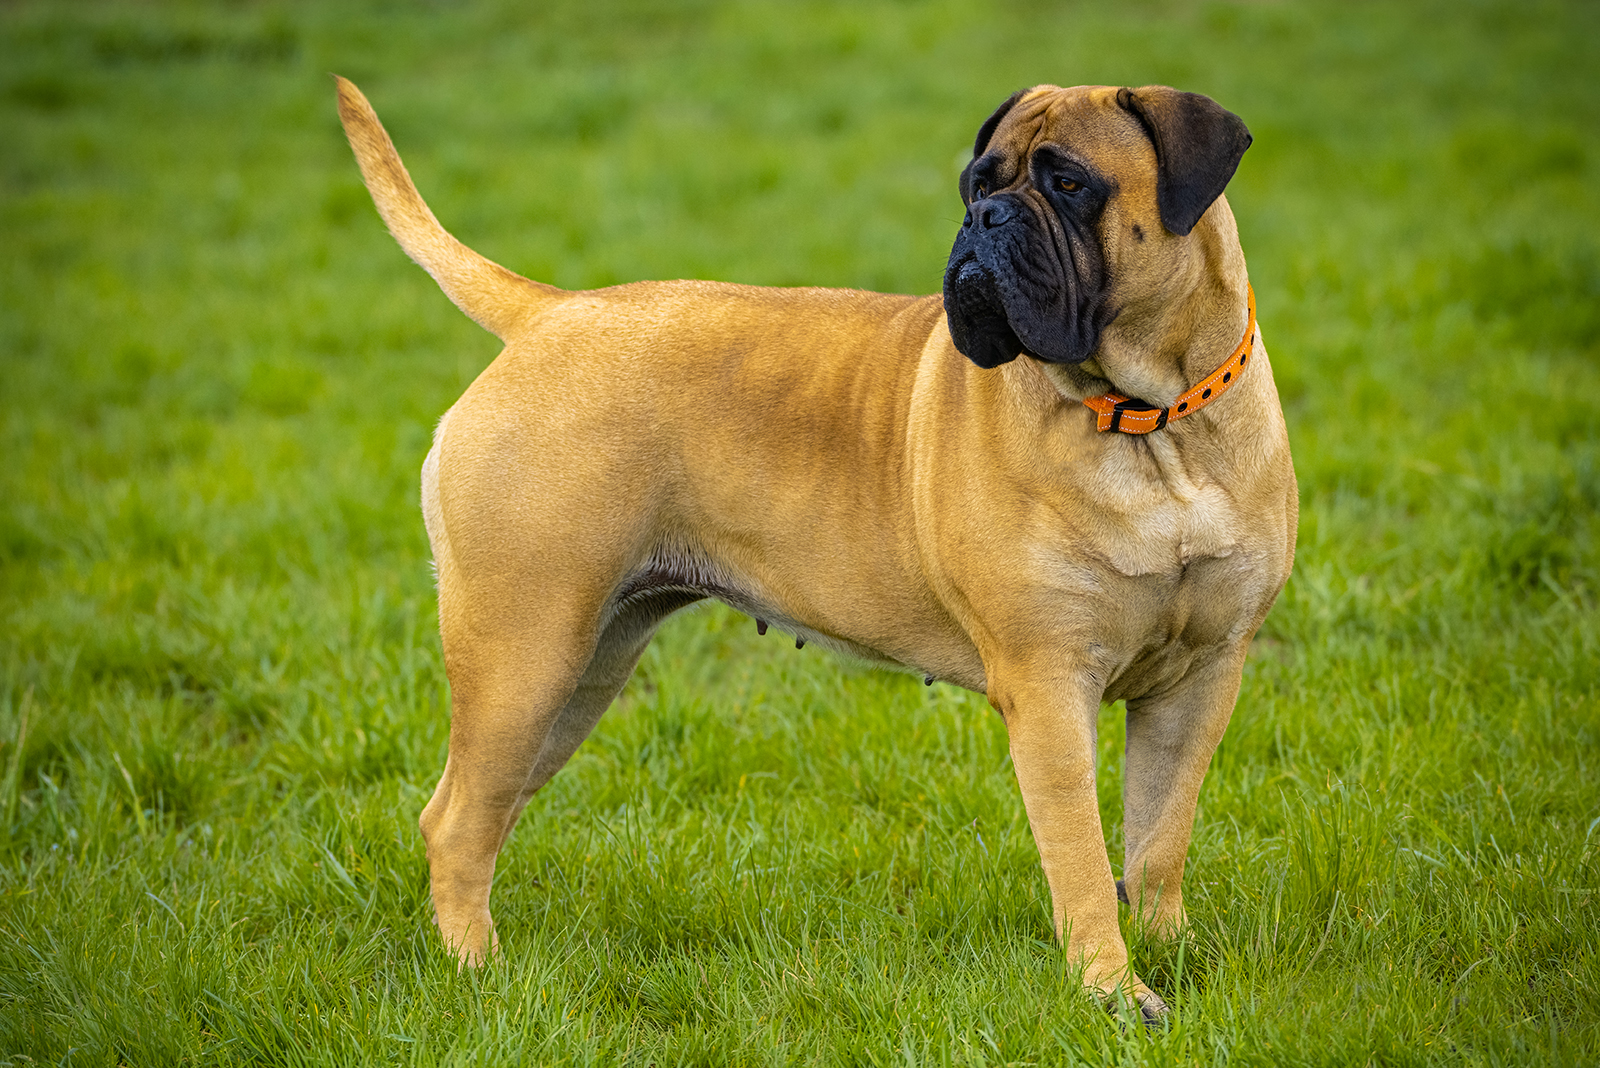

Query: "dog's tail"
(335, 76), (560, 341)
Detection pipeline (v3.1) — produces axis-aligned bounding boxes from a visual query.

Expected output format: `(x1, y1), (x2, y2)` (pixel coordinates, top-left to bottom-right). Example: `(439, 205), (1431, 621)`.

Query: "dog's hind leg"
(418, 595), (598, 966)
(414, 393), (676, 963)
(494, 593), (700, 852)
(419, 587), (693, 966)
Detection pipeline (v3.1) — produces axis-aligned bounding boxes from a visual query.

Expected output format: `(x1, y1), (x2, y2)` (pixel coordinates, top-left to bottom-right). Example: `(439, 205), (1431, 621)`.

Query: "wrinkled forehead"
(995, 85), (1152, 163)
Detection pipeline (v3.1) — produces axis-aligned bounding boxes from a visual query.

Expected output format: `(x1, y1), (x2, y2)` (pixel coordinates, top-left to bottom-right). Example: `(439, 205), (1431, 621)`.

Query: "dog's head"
(943, 85), (1251, 369)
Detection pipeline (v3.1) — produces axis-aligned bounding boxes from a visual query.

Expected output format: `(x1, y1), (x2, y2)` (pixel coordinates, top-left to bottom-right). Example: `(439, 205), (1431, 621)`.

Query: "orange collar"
(1082, 284), (1256, 434)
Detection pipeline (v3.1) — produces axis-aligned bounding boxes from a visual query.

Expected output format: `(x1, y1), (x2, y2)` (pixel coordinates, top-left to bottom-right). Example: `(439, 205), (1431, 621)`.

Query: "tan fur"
(336, 77), (1296, 1019)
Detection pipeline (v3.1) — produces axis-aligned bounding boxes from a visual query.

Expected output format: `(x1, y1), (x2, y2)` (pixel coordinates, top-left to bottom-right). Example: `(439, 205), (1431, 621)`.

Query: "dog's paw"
(1105, 985), (1170, 1030)
(1136, 988), (1171, 1028)
(438, 911), (498, 970)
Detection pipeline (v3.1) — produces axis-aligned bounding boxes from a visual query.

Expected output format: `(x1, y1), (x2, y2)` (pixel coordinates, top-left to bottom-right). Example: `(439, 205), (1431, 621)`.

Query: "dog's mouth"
(943, 254), (1033, 369)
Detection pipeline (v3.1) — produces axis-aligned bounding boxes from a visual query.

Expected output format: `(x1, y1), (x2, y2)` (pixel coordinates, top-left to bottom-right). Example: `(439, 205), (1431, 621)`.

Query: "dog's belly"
(602, 544), (988, 689)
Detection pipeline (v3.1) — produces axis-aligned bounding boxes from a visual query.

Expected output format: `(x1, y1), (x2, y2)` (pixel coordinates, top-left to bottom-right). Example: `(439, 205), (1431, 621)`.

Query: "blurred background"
(1, 0), (1596, 1062)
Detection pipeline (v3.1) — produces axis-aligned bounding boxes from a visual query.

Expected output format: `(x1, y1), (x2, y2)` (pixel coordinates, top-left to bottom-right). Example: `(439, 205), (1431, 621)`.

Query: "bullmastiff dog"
(336, 76), (1296, 1023)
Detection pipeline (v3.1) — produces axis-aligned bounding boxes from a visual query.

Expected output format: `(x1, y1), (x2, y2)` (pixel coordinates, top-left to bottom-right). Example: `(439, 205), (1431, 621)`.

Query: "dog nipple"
(795, 637), (806, 650)
(756, 619), (768, 636)
(924, 674), (935, 686)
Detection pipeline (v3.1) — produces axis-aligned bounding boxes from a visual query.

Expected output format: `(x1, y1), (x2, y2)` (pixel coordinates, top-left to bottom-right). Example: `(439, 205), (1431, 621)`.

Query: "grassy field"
(2, 0), (1598, 1063)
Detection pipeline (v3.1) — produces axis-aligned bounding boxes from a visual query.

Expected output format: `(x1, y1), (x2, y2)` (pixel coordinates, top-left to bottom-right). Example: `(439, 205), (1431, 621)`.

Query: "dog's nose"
(967, 199), (1012, 230)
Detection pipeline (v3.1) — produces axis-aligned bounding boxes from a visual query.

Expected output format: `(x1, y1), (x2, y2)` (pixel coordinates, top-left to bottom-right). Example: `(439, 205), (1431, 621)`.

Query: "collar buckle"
(1109, 397), (1168, 434)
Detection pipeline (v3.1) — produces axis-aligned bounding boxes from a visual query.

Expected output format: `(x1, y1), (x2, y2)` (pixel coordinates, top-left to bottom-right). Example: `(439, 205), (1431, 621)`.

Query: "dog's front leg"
(990, 668), (1166, 1022)
(1120, 647), (1249, 938)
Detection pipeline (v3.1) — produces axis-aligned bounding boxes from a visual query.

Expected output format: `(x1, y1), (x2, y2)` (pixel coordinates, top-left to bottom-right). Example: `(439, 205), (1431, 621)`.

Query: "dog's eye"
(1058, 177), (1083, 194)
(973, 181), (988, 200)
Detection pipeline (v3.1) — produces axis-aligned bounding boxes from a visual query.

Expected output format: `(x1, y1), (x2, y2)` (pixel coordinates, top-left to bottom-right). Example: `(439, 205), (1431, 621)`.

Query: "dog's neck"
(1035, 209), (1261, 440)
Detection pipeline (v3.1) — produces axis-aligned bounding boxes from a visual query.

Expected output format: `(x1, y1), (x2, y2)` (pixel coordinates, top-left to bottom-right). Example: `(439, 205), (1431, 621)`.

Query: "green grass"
(2, 0), (1598, 1063)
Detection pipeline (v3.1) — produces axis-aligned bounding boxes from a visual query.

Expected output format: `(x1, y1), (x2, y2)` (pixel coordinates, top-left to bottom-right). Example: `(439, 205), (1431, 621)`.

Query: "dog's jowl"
(338, 78), (1295, 1024)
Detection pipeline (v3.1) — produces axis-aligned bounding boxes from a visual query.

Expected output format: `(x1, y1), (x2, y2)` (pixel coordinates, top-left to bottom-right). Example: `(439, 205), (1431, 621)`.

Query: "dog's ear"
(960, 90), (1025, 202)
(1116, 86), (1251, 237)
(971, 89), (1026, 158)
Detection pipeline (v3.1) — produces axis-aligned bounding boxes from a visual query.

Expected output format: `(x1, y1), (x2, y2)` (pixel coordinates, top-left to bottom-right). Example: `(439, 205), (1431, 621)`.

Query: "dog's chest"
(1077, 455), (1269, 679)
(1090, 467), (1242, 580)
(1082, 516), (1264, 702)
